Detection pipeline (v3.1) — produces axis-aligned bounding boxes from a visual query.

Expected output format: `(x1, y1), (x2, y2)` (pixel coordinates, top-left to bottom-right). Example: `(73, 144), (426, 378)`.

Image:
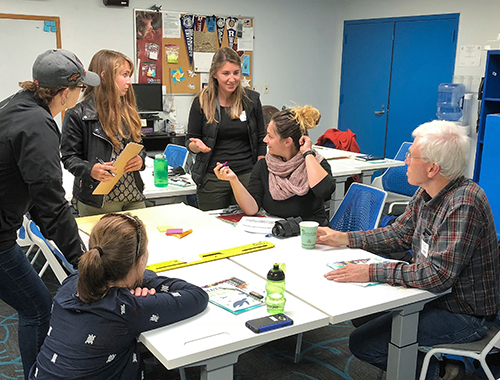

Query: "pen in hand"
(96, 157), (116, 177)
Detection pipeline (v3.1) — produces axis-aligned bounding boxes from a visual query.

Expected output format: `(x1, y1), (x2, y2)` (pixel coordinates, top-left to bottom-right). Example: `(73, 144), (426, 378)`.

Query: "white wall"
(0, 0), (340, 142)
(334, 0), (500, 177)
(3, 0), (500, 153)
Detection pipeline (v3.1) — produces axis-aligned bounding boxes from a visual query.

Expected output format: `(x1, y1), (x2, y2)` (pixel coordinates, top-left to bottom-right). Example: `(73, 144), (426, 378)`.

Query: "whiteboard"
(0, 18), (60, 100)
(0, 14), (61, 122)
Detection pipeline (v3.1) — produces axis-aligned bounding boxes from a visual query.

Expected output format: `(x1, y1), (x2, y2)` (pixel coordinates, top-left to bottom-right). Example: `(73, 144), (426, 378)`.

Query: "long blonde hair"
(84, 50), (142, 151)
(199, 47), (247, 123)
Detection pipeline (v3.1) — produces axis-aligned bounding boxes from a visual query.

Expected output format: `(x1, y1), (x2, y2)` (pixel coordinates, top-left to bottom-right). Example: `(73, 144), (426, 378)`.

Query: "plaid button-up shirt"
(349, 176), (499, 316)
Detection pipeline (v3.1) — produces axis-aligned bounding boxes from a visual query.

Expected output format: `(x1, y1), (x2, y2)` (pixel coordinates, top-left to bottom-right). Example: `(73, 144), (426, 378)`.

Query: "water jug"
(154, 153), (169, 187)
(436, 83), (465, 121)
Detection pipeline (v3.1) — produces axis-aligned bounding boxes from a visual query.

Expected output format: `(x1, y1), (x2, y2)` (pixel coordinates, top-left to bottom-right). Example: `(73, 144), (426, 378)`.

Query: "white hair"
(412, 120), (470, 181)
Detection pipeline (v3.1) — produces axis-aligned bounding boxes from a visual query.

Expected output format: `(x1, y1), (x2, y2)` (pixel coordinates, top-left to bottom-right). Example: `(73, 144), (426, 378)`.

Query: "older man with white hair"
(317, 120), (499, 380)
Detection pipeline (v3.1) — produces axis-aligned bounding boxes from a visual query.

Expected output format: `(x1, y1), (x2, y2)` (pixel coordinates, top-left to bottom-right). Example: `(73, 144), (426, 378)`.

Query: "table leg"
(294, 333), (303, 363)
(184, 346), (258, 380)
(359, 170), (376, 185)
(386, 302), (425, 380)
(200, 364), (233, 380)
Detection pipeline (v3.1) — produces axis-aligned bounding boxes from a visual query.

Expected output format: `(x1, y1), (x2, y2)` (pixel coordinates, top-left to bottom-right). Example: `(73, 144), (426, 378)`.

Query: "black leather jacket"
(186, 88), (266, 185)
(61, 96), (146, 208)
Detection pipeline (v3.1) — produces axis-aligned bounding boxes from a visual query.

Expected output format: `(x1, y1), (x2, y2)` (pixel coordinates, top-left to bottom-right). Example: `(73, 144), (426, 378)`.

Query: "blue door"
(386, 17), (459, 158)
(338, 22), (394, 157)
(338, 14), (459, 159)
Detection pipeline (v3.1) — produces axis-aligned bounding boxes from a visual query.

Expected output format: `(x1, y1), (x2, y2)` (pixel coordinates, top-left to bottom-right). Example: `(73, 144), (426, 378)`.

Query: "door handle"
(374, 110), (385, 115)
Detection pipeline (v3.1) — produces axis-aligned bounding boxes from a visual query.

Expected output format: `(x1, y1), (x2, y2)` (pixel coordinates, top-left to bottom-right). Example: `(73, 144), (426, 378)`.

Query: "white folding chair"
(17, 215), (41, 263)
(26, 220), (75, 284)
(419, 324), (500, 380)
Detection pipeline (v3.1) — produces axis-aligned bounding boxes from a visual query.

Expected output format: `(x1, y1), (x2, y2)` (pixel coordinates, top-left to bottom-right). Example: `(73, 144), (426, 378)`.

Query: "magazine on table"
(326, 257), (403, 287)
(355, 154), (385, 162)
(236, 216), (280, 234)
(202, 277), (265, 314)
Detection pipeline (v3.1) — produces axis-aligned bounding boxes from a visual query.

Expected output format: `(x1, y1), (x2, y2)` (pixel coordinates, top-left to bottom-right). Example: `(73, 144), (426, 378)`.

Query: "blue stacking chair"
(372, 142), (419, 214)
(329, 183), (388, 231)
(164, 144), (188, 169)
(295, 183), (387, 365)
(26, 220), (75, 284)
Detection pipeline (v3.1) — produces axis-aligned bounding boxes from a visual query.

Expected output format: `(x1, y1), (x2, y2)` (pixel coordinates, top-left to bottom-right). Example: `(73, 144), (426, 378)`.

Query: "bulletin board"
(134, 10), (254, 95)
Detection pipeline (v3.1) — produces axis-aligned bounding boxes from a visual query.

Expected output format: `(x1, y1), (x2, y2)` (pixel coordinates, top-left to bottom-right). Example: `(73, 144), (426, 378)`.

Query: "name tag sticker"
(240, 110), (247, 122)
(421, 227), (431, 258)
(421, 239), (429, 258)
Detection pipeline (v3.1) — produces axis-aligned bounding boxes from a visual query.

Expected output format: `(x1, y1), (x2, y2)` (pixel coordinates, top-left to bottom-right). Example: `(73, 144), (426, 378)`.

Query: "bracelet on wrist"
(302, 150), (316, 159)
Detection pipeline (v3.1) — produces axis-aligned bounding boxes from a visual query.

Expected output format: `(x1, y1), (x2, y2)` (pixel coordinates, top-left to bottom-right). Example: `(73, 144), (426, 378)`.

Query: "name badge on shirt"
(240, 110), (247, 122)
(421, 228), (431, 258)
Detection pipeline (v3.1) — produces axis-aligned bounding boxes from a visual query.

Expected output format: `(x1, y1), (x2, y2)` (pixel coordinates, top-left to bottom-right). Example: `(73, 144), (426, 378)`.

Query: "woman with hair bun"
(215, 105), (335, 226)
(29, 213), (208, 380)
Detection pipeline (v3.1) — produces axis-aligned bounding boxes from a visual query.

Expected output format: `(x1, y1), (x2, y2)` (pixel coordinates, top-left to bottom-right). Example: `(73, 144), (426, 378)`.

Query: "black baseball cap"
(32, 49), (100, 88)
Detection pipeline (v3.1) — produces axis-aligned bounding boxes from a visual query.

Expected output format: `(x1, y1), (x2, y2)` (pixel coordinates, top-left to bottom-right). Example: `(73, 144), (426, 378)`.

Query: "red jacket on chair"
(316, 128), (360, 189)
(316, 128), (361, 153)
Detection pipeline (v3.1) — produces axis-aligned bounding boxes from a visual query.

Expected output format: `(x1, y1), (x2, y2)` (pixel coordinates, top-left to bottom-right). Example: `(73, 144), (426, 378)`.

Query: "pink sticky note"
(166, 228), (183, 235)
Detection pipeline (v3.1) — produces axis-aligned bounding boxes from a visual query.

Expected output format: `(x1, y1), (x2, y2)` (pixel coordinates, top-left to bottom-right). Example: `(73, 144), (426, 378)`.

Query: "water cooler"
(436, 83), (472, 136)
(436, 83), (475, 178)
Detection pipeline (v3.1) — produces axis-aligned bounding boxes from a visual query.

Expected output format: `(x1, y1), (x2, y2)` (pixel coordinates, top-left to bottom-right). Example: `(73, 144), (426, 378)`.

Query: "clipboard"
(92, 142), (144, 195)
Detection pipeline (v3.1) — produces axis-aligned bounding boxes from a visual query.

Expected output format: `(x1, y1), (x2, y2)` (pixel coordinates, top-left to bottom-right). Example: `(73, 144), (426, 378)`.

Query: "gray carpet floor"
(0, 265), (485, 379)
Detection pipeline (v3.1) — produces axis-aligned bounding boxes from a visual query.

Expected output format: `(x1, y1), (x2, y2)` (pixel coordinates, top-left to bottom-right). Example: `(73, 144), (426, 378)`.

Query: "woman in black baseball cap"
(0, 48), (99, 379)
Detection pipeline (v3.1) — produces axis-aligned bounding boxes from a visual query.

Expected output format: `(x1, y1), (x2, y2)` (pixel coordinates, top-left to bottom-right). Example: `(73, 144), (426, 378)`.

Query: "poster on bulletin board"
(134, 9), (254, 94)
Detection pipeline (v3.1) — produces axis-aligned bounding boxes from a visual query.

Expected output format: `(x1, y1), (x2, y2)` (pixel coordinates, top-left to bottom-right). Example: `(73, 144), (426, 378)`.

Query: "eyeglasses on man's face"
(405, 151), (428, 161)
(75, 84), (87, 92)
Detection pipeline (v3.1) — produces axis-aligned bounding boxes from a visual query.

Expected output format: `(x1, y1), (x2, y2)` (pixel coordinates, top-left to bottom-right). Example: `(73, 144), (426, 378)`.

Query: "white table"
(142, 156), (196, 202)
(76, 204), (437, 380)
(61, 160), (196, 204)
(314, 145), (405, 215)
(140, 259), (329, 380)
(230, 235), (442, 380)
(76, 204), (328, 379)
(76, 203), (262, 268)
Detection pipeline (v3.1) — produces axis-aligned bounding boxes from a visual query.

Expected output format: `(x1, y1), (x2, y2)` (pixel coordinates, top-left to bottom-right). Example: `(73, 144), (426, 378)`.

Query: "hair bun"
(291, 105), (321, 134)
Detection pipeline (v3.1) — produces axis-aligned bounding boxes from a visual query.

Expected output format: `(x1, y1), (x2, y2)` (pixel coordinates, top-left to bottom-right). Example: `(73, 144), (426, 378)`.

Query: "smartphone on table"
(245, 313), (293, 333)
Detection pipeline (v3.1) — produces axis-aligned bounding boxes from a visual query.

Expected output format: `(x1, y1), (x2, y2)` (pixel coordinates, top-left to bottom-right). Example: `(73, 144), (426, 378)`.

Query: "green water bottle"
(154, 153), (168, 187)
(265, 263), (286, 314)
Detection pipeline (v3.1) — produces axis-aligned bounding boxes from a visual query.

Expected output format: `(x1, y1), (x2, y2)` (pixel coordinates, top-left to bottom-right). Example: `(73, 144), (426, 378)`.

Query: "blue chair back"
(330, 183), (387, 232)
(164, 144), (188, 169)
(381, 142), (419, 197)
